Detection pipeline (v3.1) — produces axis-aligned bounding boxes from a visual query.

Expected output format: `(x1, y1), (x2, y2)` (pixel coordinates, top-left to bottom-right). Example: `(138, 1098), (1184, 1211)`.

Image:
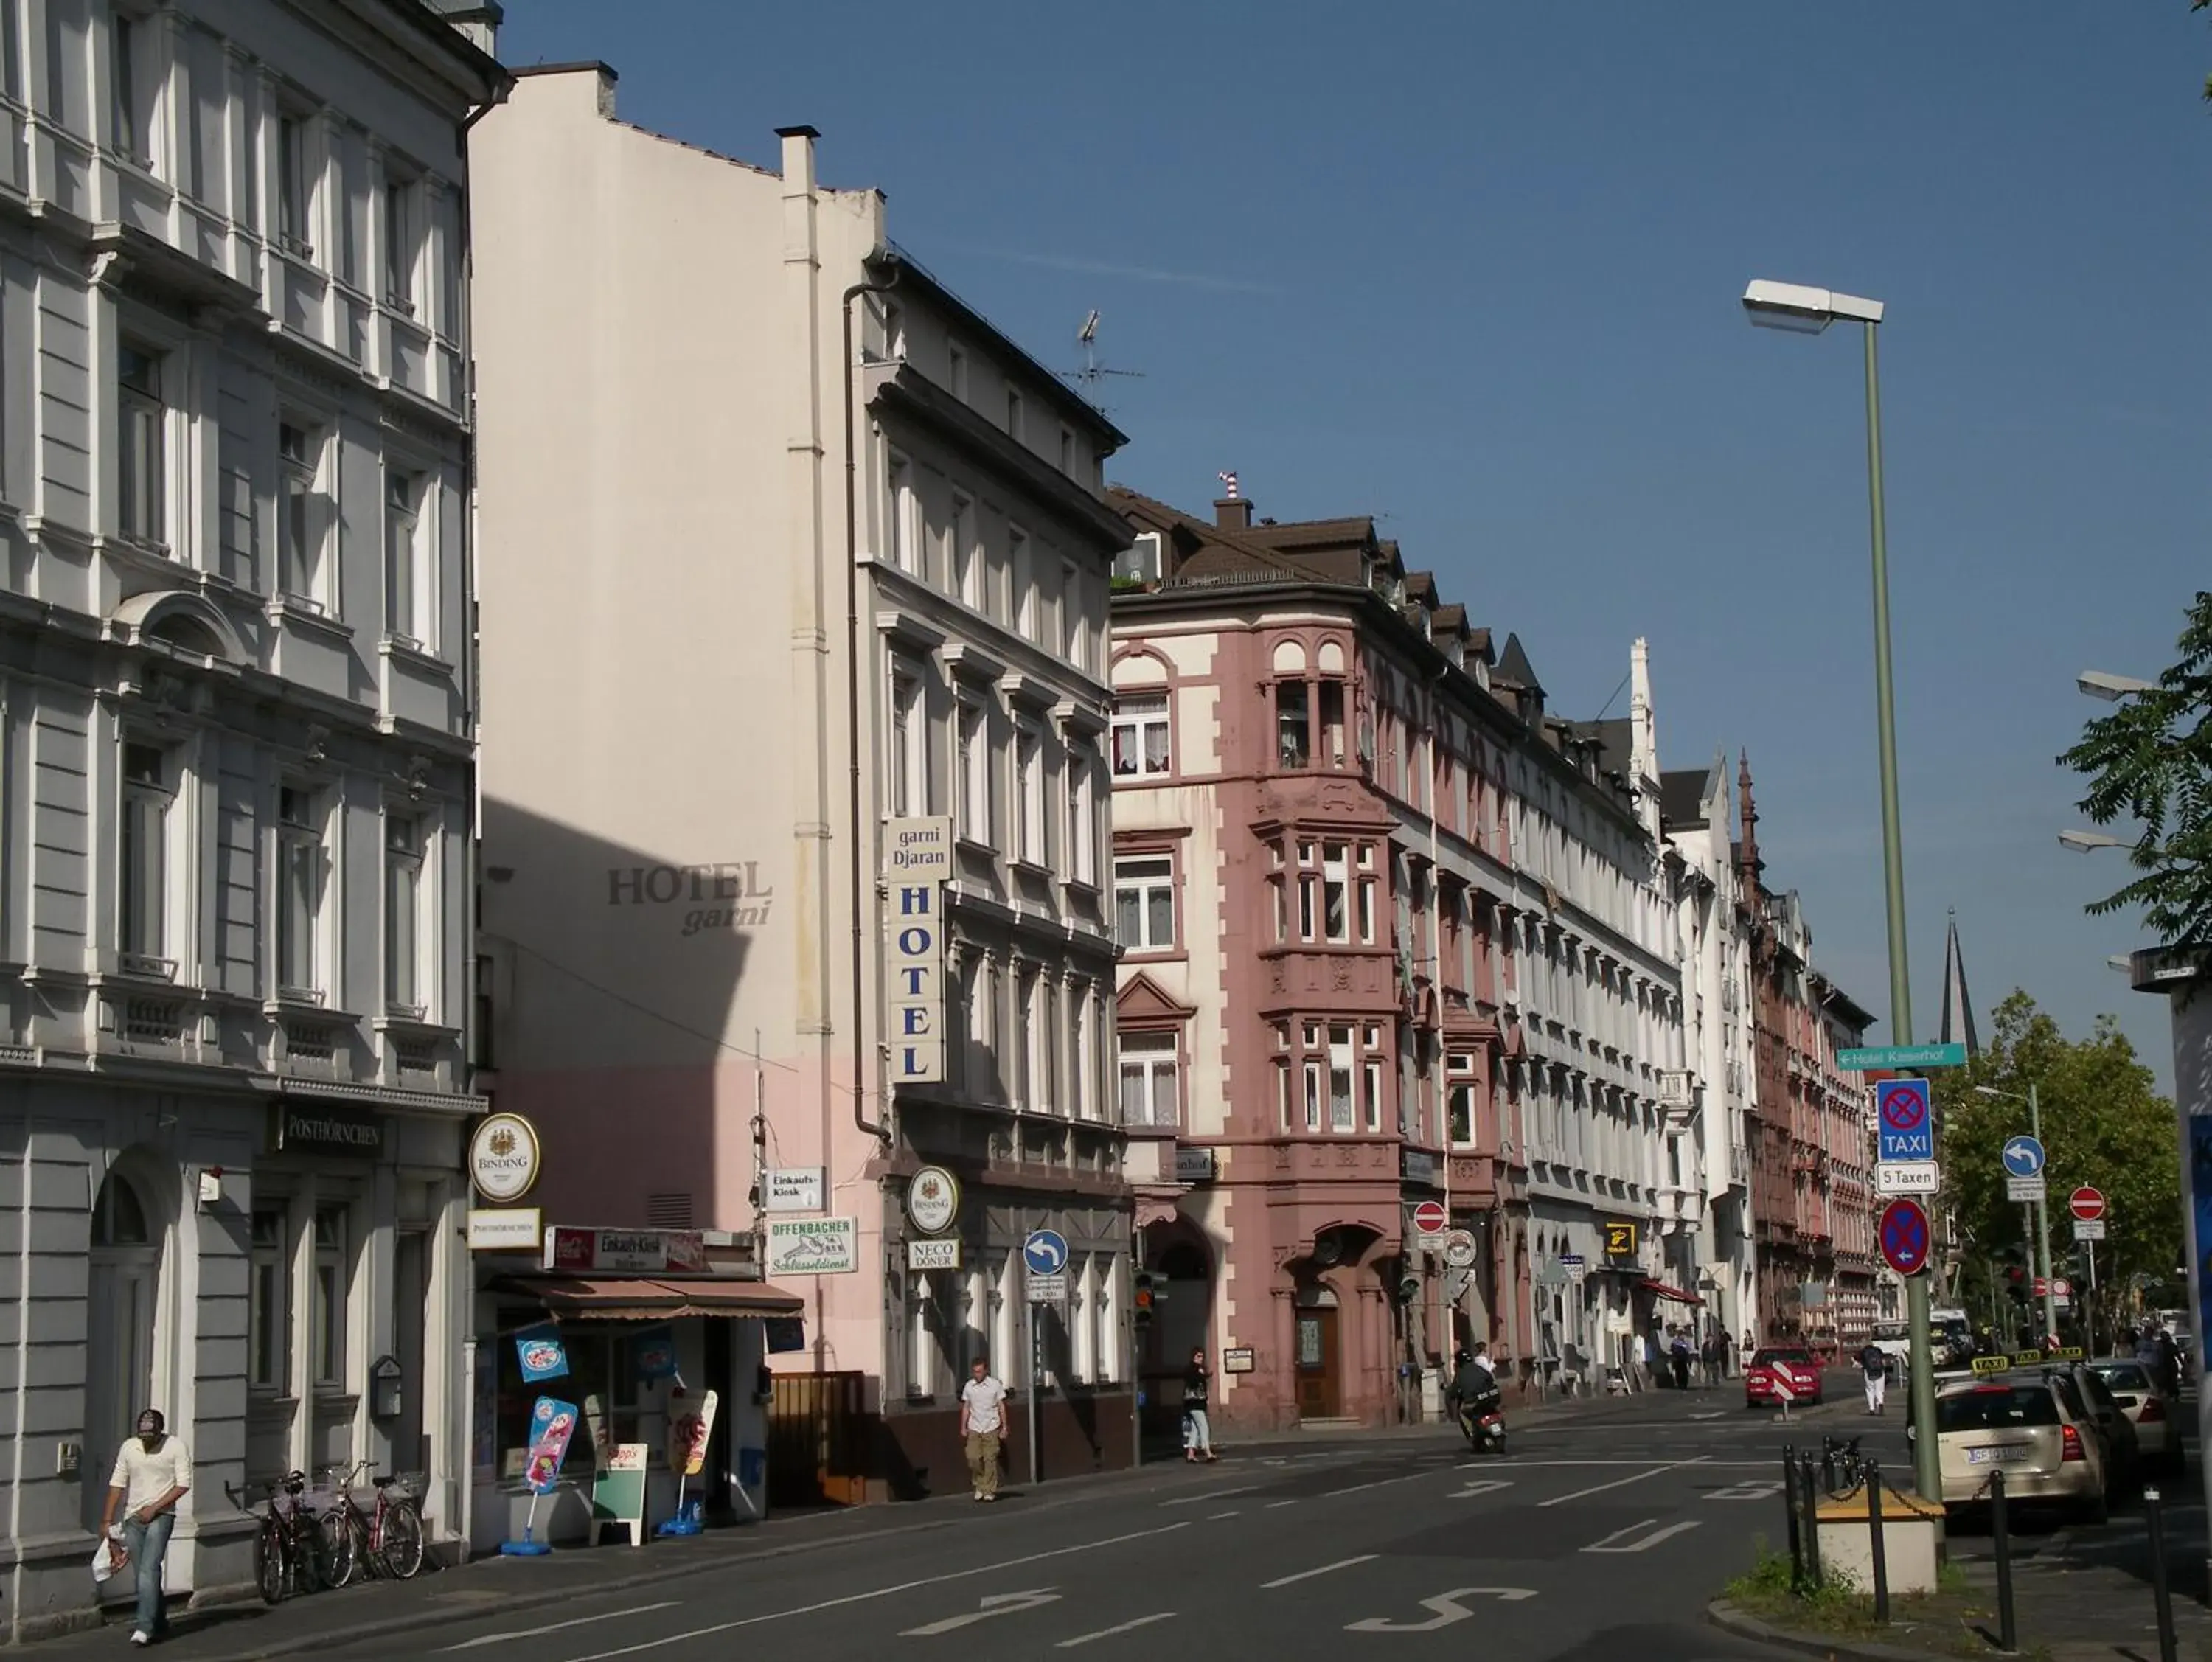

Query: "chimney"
(776, 124), (819, 193)
(1215, 497), (1253, 531)
(424, 0), (503, 55)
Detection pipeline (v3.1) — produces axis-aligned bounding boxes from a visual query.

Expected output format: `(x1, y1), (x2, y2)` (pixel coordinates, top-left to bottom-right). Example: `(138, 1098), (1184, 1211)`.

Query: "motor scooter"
(1459, 1395), (1507, 1455)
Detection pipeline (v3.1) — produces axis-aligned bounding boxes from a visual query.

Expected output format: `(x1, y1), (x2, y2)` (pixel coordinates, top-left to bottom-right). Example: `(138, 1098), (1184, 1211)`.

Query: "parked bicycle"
(316, 1460), (427, 1585)
(226, 1472), (324, 1604)
(1822, 1433), (1868, 1492)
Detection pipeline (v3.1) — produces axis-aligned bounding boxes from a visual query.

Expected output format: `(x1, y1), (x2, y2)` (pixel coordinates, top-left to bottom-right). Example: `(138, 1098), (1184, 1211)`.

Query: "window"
(1276, 681), (1310, 768)
(1357, 844), (1377, 944)
(888, 663), (925, 816)
(1319, 679), (1346, 767)
(1032, 978), (1054, 1114)
(384, 814), (424, 1012)
(1321, 843), (1349, 942)
(248, 1207), (289, 1391)
(947, 341), (967, 402)
(1006, 386), (1023, 441)
(1448, 1051), (1477, 1147)
(1276, 1060), (1292, 1131)
(1065, 747), (1096, 885)
(1364, 1026), (1386, 1133)
(278, 112), (311, 254)
(1117, 1032), (1178, 1128)
(312, 1203), (347, 1388)
(957, 698), (991, 842)
(1328, 1025), (1354, 1132)
(279, 422), (324, 602)
(111, 14), (151, 168)
(1012, 527), (1035, 641)
(1113, 855), (1174, 951)
(1110, 694), (1169, 777)
(883, 301), (906, 361)
(1014, 721), (1044, 864)
(276, 785), (324, 998)
(1115, 534), (1162, 585)
(1058, 427), (1074, 473)
(1069, 986), (1092, 1119)
(888, 453), (915, 573)
(119, 740), (171, 967)
(383, 173), (417, 310)
(1301, 1057), (1322, 1131)
(117, 343), (166, 546)
(1013, 967), (1037, 1108)
(950, 493), (976, 605)
(383, 467), (422, 642)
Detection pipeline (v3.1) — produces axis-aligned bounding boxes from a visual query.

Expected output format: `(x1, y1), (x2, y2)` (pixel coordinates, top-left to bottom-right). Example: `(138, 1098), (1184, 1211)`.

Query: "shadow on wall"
(480, 797), (775, 1230)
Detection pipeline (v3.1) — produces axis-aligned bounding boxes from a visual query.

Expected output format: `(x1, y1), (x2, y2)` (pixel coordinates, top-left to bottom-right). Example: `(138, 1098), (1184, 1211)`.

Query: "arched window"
(93, 1169), (150, 1248)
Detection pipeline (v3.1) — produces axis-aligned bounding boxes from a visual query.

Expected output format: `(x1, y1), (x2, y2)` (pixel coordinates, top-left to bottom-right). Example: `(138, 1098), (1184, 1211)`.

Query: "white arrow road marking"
(1537, 1456), (1709, 1507)
(1449, 1478), (1514, 1498)
(440, 1603), (683, 1650)
(1057, 1612), (1176, 1649)
(1346, 1588), (1538, 1633)
(1262, 1554), (1377, 1588)
(1582, 1519), (1703, 1554)
(900, 1589), (1062, 1637)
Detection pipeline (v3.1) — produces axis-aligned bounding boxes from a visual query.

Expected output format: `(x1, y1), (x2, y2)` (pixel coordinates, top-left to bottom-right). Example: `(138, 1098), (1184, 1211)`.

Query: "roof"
(1660, 766), (1716, 830)
(1562, 717), (1633, 785)
(1492, 632), (1543, 695)
(1110, 485), (1313, 584)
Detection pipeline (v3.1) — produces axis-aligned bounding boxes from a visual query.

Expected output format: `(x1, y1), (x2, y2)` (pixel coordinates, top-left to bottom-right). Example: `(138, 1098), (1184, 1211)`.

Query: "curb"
(1705, 1599), (1952, 1662)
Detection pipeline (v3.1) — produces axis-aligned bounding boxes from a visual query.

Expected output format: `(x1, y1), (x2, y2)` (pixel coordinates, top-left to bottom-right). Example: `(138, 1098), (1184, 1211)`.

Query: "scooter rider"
(1446, 1343), (1501, 1434)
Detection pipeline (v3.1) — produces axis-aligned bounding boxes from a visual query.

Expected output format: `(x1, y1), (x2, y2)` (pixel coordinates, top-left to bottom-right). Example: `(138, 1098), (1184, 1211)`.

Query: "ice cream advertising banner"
(515, 1324), (569, 1384)
(524, 1396), (581, 1494)
(630, 1325), (680, 1383)
(667, 1388), (720, 1478)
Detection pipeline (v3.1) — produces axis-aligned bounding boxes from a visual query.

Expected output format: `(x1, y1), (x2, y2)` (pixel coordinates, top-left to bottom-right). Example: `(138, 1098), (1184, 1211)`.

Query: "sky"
(497, 2), (2210, 1090)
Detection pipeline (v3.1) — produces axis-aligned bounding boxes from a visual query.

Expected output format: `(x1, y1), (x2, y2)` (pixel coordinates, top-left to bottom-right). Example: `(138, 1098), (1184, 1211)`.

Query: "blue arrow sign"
(1876, 1079), (1933, 1164)
(2001, 1136), (2045, 1180)
(1022, 1229), (1069, 1277)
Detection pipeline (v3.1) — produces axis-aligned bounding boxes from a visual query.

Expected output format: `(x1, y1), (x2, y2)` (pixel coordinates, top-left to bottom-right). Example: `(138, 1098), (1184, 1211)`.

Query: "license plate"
(1966, 1445), (2031, 1465)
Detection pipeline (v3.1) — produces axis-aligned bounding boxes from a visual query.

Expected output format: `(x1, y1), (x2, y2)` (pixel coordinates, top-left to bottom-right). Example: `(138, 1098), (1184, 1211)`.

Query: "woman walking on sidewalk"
(1183, 1349), (1217, 1461)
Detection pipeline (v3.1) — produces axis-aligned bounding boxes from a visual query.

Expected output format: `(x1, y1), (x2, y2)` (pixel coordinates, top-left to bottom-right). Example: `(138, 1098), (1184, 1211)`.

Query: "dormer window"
(1114, 533), (1163, 587)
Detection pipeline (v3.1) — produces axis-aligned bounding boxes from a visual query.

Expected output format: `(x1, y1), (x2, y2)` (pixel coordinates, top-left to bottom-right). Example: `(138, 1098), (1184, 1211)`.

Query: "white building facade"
(0, 0), (502, 1635)
(469, 69), (1133, 1507)
(1660, 750), (1761, 1352)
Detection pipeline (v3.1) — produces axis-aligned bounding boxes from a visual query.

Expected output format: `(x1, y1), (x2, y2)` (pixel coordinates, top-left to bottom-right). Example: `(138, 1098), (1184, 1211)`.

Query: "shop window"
(312, 1203), (347, 1390)
(491, 1324), (644, 1478)
(249, 1207), (290, 1391)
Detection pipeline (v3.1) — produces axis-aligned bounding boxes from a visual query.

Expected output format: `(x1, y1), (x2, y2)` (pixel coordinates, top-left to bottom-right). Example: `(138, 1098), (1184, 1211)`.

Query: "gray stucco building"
(0, 0), (504, 1636)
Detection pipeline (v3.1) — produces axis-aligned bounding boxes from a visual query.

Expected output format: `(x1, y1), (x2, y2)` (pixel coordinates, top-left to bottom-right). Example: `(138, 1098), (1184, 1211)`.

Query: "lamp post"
(1743, 278), (1938, 1499)
(1975, 1085), (2058, 1341)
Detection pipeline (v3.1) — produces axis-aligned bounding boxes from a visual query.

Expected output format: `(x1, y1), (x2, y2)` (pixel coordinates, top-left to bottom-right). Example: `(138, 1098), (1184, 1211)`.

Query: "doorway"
(392, 1230), (430, 1481)
(86, 1168), (161, 1546)
(1293, 1302), (1340, 1419)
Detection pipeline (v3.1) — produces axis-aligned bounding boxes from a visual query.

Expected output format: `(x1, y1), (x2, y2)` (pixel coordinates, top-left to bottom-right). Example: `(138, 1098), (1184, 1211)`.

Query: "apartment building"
(1659, 751), (1761, 1351)
(0, 0), (502, 1634)
(469, 69), (1130, 1509)
(1108, 489), (1685, 1428)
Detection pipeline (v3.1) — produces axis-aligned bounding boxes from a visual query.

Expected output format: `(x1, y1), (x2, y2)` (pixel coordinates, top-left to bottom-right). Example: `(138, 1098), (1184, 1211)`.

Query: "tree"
(2059, 590), (2212, 964)
(1933, 992), (2178, 1338)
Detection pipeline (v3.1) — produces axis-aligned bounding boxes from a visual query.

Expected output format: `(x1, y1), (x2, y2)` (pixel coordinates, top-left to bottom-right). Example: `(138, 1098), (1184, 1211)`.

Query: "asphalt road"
(291, 1374), (1868, 1662)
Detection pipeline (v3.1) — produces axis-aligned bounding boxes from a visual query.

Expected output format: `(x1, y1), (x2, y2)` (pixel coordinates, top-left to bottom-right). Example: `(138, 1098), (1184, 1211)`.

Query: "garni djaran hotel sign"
(886, 818), (951, 1085)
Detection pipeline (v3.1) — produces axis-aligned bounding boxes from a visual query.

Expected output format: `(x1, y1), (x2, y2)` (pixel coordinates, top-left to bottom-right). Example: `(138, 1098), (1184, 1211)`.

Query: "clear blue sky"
(498, 2), (2210, 1087)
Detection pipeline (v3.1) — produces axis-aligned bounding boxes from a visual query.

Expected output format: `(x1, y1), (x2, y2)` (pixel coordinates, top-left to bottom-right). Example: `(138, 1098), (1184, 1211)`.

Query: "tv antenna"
(1060, 310), (1145, 404)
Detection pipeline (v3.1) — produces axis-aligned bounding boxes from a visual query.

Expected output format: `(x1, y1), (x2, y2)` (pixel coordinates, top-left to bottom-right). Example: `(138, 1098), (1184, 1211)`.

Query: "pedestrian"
(102, 1408), (190, 1647)
(1857, 1340), (1888, 1415)
(1700, 1332), (1719, 1387)
(958, 1355), (1009, 1502)
(1669, 1329), (1692, 1391)
(1183, 1347), (1217, 1462)
(1741, 1327), (1756, 1366)
(2153, 1325), (2183, 1399)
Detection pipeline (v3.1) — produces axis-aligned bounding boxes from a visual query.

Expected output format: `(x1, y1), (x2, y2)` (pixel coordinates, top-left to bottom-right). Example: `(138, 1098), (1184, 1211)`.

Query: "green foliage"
(1932, 992), (2179, 1312)
(2060, 591), (2212, 962)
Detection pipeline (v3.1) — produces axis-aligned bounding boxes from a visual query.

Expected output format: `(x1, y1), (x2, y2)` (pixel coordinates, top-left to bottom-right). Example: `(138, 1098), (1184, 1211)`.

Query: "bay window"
(1276, 679), (1309, 768)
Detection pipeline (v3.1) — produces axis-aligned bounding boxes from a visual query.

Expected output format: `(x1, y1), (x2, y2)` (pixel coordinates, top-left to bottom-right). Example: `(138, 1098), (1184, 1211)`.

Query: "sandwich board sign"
(590, 1443), (649, 1547)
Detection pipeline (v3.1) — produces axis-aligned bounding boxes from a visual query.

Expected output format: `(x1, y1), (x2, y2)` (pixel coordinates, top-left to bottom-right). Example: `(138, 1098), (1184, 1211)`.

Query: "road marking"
(1320, 1470), (1436, 1499)
(1162, 1484), (1260, 1506)
(1262, 1554), (1377, 1589)
(560, 1522), (1191, 1660)
(900, 1589), (1062, 1637)
(1057, 1612), (1176, 1649)
(440, 1603), (682, 1650)
(1690, 1411), (1725, 1420)
(1537, 1456), (1708, 1507)
(1705, 1480), (1785, 1502)
(1208, 1509), (1242, 1520)
(1449, 1478), (1512, 1499)
(1582, 1519), (1703, 1554)
(1346, 1588), (1537, 1633)
(1265, 1498), (1300, 1509)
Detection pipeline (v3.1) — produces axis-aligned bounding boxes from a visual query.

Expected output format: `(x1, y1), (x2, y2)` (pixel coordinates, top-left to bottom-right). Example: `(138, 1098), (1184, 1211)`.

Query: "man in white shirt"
(102, 1408), (191, 1647)
(959, 1355), (1010, 1502)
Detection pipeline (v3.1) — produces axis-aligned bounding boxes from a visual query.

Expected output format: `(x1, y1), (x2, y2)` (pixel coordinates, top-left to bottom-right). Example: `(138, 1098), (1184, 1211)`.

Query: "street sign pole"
(2031, 1085), (2056, 1343)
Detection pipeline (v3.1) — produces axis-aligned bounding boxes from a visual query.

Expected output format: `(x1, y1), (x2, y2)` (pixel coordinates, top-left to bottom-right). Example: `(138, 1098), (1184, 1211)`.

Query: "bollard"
(1864, 1460), (1889, 1623)
(1783, 1447), (1803, 1588)
(2144, 1485), (2178, 1662)
(1822, 1439), (1839, 1495)
(1798, 1448), (1823, 1588)
(1991, 1467), (2017, 1655)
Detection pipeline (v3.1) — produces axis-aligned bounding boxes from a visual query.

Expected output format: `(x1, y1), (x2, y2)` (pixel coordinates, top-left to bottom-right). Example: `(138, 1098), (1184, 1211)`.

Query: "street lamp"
(1744, 276), (1938, 1497)
(2059, 830), (2127, 852)
(2077, 670), (2155, 702)
(1975, 1085), (2059, 1343)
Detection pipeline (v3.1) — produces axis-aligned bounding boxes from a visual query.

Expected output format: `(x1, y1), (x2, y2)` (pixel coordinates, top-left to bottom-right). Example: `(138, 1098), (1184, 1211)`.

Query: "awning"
(1638, 1278), (1705, 1307)
(493, 1276), (806, 1322)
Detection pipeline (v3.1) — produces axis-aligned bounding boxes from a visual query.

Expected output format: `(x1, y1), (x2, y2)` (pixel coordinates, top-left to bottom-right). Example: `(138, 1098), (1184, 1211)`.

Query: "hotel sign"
(887, 870), (945, 1085)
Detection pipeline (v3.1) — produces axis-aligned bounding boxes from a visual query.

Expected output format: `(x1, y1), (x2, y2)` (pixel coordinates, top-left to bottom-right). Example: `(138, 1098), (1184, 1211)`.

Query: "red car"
(1745, 1346), (1823, 1408)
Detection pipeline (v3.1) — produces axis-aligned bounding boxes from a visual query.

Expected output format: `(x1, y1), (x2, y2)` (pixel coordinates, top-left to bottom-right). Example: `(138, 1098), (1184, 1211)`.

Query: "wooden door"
(1294, 1307), (1340, 1419)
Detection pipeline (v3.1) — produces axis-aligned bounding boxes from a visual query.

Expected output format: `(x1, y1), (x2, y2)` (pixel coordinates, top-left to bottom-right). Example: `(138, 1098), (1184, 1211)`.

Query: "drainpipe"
(843, 262), (900, 1144)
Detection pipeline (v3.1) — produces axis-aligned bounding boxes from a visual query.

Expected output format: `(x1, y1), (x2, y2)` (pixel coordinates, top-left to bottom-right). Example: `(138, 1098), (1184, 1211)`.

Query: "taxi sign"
(1970, 1354), (2010, 1375)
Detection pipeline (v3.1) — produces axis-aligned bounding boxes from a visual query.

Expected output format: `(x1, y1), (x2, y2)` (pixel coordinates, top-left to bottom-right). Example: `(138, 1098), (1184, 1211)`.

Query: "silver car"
(2089, 1358), (2180, 1475)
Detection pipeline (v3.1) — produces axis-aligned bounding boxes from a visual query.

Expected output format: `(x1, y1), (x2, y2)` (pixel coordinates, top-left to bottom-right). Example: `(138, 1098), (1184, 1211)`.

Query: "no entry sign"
(1879, 1197), (1932, 1277)
(1411, 1200), (1448, 1237)
(2068, 1186), (2106, 1223)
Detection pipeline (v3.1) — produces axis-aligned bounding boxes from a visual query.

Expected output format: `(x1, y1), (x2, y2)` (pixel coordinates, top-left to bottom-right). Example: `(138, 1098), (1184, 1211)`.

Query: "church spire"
(1938, 908), (1979, 1058)
(1736, 750), (1763, 894)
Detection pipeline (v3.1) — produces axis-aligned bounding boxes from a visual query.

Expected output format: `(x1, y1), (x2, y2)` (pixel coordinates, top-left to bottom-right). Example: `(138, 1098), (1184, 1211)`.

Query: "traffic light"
(2005, 1263), (2028, 1307)
(1397, 1272), (1422, 1304)
(1133, 1272), (1156, 1324)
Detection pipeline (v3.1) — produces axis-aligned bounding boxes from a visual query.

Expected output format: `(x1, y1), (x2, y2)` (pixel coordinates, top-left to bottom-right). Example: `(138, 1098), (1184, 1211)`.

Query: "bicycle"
(227, 1472), (324, 1604)
(1822, 1434), (1868, 1491)
(317, 1459), (427, 1585)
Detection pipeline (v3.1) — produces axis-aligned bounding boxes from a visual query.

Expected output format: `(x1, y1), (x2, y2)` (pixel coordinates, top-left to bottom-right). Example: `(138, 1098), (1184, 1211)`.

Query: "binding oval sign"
(468, 1112), (542, 1202)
